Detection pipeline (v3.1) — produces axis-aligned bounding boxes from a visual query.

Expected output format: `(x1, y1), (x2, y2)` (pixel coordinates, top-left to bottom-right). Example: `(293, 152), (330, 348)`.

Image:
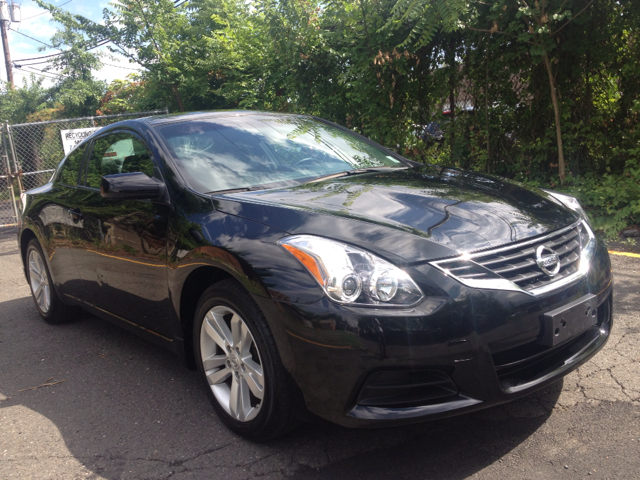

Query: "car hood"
(213, 165), (578, 263)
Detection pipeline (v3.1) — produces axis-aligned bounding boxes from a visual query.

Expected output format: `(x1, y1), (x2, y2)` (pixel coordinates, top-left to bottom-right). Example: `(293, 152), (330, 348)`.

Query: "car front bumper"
(254, 239), (613, 428)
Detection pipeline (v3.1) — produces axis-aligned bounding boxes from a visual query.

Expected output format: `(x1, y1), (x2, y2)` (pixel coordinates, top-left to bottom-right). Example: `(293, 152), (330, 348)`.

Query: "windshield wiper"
(207, 186), (263, 195)
(208, 167), (407, 194)
(346, 167), (402, 175)
(306, 166), (406, 184)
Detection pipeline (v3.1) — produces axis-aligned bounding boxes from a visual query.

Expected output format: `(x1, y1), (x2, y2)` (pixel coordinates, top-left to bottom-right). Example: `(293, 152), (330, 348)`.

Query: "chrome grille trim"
(430, 220), (596, 297)
(467, 220), (581, 258)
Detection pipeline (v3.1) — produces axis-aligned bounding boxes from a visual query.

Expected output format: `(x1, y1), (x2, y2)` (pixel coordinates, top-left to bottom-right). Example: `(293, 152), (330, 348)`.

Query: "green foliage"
(0, 77), (48, 123)
(97, 75), (163, 114)
(33, 0), (107, 117)
(383, 0), (467, 47)
(2, 0), (640, 239)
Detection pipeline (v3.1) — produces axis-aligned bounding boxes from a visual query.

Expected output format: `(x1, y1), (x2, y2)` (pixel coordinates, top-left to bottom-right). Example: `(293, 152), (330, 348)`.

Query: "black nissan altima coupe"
(18, 111), (613, 440)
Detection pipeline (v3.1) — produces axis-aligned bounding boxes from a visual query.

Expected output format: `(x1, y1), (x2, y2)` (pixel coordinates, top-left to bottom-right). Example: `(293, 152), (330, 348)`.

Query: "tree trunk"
(173, 84), (185, 112)
(543, 53), (565, 182)
(485, 46), (490, 173)
(447, 38), (456, 154)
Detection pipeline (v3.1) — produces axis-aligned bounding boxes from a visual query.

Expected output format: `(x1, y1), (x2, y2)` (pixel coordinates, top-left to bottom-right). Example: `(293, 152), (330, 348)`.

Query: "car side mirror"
(100, 172), (165, 201)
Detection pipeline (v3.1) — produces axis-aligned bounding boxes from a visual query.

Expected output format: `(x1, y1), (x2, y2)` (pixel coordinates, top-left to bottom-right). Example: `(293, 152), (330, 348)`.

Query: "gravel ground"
(1, 226), (639, 480)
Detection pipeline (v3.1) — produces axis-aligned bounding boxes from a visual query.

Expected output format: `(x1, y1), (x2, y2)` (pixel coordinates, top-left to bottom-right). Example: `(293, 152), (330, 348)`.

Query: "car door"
(72, 130), (173, 336)
(37, 144), (91, 300)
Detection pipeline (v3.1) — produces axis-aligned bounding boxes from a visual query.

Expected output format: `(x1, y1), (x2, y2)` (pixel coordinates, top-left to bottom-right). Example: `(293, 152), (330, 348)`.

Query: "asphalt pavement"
(1, 226), (639, 480)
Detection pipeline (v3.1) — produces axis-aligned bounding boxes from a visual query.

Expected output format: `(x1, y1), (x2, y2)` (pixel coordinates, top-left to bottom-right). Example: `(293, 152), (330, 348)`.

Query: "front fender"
(167, 208), (325, 311)
(166, 206), (325, 374)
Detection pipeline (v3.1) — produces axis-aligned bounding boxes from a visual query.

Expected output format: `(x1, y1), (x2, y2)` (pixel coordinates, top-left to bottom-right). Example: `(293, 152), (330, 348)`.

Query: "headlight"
(542, 193), (596, 272)
(543, 190), (589, 223)
(278, 235), (424, 306)
(577, 220), (597, 274)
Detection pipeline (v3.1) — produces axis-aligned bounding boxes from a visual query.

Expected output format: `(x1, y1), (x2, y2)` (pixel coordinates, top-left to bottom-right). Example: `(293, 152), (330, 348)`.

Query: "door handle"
(69, 208), (83, 223)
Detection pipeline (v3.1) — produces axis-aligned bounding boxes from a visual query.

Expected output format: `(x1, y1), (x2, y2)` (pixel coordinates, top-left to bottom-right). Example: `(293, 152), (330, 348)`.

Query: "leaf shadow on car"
(0, 297), (560, 479)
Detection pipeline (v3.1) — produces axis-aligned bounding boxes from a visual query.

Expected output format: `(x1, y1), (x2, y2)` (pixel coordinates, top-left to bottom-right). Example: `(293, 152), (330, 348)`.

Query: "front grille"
(453, 222), (586, 292)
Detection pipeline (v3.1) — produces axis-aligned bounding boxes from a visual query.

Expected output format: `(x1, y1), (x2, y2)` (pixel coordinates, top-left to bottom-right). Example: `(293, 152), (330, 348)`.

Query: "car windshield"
(154, 113), (405, 193)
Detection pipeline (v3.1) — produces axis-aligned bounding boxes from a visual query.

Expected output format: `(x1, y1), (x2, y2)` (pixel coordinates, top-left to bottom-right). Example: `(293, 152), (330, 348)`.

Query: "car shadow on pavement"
(0, 294), (560, 479)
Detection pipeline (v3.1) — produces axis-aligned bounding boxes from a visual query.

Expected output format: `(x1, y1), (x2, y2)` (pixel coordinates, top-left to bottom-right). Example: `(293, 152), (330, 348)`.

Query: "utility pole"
(0, 19), (12, 89)
(0, 1), (19, 90)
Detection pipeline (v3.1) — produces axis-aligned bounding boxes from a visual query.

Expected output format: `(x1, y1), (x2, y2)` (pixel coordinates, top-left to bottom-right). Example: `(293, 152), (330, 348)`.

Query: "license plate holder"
(539, 294), (598, 347)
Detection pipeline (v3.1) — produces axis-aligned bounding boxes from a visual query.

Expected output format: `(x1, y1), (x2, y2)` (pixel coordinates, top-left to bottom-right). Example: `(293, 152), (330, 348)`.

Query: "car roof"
(139, 110), (305, 127)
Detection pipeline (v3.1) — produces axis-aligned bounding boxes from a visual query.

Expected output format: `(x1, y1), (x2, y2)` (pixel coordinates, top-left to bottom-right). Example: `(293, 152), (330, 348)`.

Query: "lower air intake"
(356, 369), (459, 408)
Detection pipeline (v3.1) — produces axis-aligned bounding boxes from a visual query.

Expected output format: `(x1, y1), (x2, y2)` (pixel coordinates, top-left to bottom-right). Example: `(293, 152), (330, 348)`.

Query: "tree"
(97, 75), (164, 115)
(33, 0), (106, 117)
(37, 0), (265, 113)
(0, 76), (48, 123)
(384, 0), (596, 183)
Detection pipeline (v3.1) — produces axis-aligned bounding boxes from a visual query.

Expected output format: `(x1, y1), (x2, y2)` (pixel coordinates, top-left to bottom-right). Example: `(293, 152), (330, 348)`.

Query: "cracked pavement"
(1, 227), (639, 479)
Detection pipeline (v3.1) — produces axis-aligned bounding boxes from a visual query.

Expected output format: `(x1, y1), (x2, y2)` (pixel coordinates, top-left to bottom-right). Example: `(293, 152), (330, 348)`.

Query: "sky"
(2, 0), (141, 88)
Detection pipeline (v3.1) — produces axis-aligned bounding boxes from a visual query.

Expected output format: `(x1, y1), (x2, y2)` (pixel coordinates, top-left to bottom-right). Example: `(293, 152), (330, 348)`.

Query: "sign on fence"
(60, 127), (101, 155)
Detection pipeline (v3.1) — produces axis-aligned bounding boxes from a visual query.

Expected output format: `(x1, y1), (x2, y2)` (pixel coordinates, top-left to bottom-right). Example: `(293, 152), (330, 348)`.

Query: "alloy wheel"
(199, 305), (265, 422)
(28, 248), (51, 314)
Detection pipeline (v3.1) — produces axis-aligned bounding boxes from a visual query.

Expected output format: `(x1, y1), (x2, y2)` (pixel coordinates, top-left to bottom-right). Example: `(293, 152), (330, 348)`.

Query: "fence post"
(5, 122), (23, 196)
(1, 123), (20, 225)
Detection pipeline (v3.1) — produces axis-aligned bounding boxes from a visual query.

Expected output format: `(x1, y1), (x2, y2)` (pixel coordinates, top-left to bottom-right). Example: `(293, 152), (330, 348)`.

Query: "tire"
(25, 239), (75, 325)
(193, 279), (299, 441)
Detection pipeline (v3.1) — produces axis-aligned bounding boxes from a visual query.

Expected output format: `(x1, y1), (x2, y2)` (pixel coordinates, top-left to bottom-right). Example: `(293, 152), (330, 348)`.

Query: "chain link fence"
(7, 110), (168, 192)
(0, 110), (168, 229)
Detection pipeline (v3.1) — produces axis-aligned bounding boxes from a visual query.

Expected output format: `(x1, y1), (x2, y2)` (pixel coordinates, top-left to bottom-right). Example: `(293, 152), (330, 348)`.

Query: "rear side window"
(84, 132), (156, 189)
(59, 145), (87, 186)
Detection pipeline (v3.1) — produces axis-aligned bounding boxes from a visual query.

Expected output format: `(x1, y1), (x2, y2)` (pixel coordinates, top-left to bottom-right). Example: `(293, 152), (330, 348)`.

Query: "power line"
(23, 69), (59, 80)
(16, 58), (140, 75)
(101, 61), (141, 70)
(9, 28), (55, 49)
(15, 65), (61, 80)
(12, 69), (42, 81)
(28, 69), (61, 80)
(13, 51), (65, 62)
(14, 1), (186, 69)
(22, 0), (73, 21)
(18, 64), (62, 77)
(14, 39), (111, 65)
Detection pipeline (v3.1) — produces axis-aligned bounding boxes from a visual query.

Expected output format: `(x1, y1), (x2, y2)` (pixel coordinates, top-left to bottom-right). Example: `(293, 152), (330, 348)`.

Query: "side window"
(59, 144), (87, 186)
(84, 132), (157, 189)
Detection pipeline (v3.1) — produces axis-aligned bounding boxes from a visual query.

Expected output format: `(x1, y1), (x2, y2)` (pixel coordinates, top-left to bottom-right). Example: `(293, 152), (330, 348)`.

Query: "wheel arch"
(177, 265), (234, 369)
(20, 228), (37, 260)
(19, 228), (39, 277)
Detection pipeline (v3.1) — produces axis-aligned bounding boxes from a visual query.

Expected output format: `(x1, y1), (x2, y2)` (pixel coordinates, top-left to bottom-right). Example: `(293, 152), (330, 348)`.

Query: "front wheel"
(25, 239), (75, 324)
(193, 279), (299, 441)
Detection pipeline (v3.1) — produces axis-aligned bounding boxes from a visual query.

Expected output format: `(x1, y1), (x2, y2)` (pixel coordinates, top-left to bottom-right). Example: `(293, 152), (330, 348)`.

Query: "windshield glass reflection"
(154, 114), (404, 193)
